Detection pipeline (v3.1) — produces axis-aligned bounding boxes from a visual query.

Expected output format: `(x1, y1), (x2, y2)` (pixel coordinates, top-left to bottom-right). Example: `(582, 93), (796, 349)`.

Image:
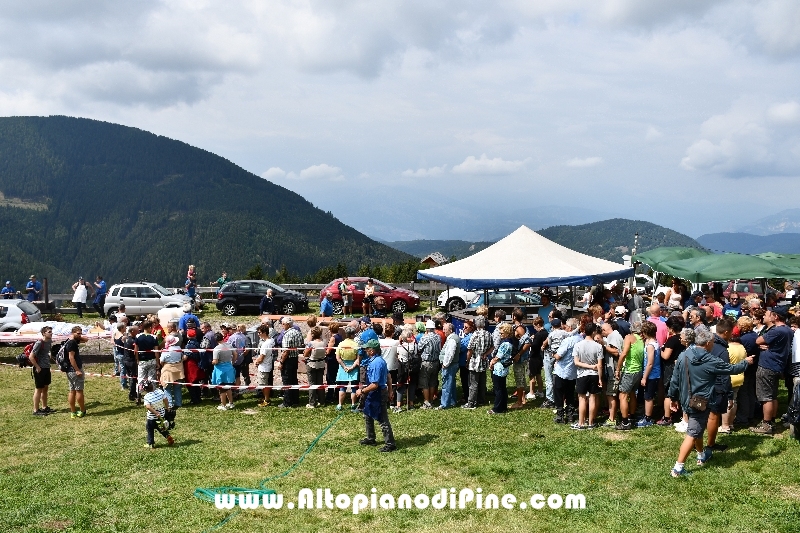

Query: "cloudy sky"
(1, 0), (798, 241)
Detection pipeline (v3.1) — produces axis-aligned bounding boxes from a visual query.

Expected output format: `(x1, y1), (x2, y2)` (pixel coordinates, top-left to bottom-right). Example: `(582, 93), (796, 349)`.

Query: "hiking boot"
(42, 406), (54, 414)
(615, 421), (632, 431)
(749, 421), (773, 435)
(378, 444), (397, 453)
(359, 438), (377, 446)
(33, 410), (47, 416)
(553, 411), (565, 424)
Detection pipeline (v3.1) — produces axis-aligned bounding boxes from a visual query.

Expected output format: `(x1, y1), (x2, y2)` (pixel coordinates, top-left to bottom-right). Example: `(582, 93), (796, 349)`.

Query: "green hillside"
(539, 218), (703, 262)
(0, 116), (413, 291)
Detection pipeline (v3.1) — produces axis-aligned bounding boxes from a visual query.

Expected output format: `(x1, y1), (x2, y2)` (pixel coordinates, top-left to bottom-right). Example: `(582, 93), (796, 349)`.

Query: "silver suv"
(0, 300), (43, 331)
(104, 282), (192, 316)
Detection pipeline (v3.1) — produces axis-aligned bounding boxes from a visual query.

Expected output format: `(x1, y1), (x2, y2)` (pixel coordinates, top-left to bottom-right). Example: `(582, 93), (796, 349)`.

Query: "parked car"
(467, 290), (542, 308)
(436, 288), (477, 312)
(720, 280), (778, 300)
(104, 282), (192, 317)
(216, 280), (309, 316)
(321, 277), (420, 315)
(0, 300), (43, 331)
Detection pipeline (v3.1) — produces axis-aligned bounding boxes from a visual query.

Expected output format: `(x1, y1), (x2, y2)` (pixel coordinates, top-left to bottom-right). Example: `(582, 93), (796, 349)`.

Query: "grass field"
(1, 358), (799, 533)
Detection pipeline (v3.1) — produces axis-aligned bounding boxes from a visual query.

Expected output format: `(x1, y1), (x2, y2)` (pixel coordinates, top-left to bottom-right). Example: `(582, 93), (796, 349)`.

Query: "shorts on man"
(686, 410), (710, 439)
(755, 366), (781, 402)
(576, 375), (601, 395)
(643, 378), (660, 401)
(708, 393), (726, 415)
(603, 367), (619, 395)
(618, 371), (642, 394)
(418, 362), (438, 389)
(33, 368), (52, 389)
(67, 372), (85, 391)
(257, 371), (273, 387)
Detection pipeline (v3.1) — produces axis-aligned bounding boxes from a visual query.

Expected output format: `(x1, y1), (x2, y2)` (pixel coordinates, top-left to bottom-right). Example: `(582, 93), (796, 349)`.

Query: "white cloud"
(401, 165), (447, 177)
(566, 156), (603, 168)
(261, 167), (286, 180)
(452, 154), (529, 175)
(681, 100), (800, 177)
(645, 126), (663, 141)
(752, 0), (800, 55)
(767, 101), (800, 124)
(297, 163), (345, 181)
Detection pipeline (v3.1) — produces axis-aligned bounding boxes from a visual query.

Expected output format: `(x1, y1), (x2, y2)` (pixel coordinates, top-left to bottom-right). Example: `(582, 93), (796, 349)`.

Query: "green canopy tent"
(632, 247), (712, 274)
(657, 253), (795, 283)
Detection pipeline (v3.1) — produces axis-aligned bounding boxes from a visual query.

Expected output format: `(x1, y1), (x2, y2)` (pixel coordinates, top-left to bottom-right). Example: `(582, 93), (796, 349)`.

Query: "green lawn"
(1, 364), (798, 533)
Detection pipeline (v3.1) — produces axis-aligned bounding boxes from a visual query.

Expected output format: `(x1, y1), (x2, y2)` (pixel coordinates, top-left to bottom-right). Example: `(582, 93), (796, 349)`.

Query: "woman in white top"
(71, 277), (92, 318)
(362, 278), (376, 316)
(255, 324), (275, 407)
(303, 326), (327, 408)
(664, 280), (684, 312)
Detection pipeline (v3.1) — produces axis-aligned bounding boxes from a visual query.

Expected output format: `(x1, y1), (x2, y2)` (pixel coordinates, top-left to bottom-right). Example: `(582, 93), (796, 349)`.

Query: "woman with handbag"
(667, 325), (754, 478)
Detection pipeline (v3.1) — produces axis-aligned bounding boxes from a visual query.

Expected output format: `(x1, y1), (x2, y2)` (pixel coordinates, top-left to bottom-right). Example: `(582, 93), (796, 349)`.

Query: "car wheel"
(445, 297), (466, 312)
(221, 302), (238, 316)
(282, 301), (295, 315)
(332, 301), (344, 315)
(106, 307), (119, 318)
(391, 300), (407, 314)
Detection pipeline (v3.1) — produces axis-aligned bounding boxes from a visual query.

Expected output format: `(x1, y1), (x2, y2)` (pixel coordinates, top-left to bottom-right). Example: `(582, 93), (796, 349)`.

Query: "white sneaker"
(525, 392), (535, 400)
(674, 420), (688, 433)
(306, 404), (315, 409)
(217, 405), (227, 411)
(226, 403), (235, 410)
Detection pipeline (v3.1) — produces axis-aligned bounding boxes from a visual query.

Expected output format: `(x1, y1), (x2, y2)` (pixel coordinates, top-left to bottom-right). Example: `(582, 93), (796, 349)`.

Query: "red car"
(720, 280), (778, 300)
(321, 277), (421, 314)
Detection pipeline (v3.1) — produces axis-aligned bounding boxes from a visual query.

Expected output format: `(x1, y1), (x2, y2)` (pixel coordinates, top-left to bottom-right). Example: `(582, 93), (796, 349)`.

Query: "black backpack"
(16, 343), (35, 368)
(55, 344), (69, 372)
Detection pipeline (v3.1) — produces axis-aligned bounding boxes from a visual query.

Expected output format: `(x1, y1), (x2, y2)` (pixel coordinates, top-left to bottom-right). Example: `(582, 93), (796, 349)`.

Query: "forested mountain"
(539, 219), (703, 262)
(0, 116), (412, 291)
(388, 219), (702, 264)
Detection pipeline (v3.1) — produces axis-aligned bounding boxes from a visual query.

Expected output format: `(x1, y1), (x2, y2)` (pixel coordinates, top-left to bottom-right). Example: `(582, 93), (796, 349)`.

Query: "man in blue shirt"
(92, 276), (107, 317)
(1, 281), (15, 298)
(25, 275), (42, 302)
(751, 305), (792, 435)
(722, 292), (743, 320)
(355, 339), (396, 452)
(319, 291), (333, 317)
(538, 292), (554, 332)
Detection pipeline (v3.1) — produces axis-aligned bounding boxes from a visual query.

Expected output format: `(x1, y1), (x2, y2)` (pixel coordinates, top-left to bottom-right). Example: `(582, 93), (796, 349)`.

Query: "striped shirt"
(144, 388), (167, 420)
(467, 329), (492, 372)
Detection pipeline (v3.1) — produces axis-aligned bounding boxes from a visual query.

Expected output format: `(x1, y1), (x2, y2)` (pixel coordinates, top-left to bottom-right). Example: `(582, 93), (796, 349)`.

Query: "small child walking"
(143, 380), (175, 449)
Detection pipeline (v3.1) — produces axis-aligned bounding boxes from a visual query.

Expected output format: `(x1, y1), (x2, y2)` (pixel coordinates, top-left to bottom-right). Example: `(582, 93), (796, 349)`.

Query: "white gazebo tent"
(416, 225), (633, 290)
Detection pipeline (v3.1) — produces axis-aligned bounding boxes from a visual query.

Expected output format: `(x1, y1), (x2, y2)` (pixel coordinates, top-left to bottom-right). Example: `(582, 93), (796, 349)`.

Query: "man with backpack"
(62, 326), (86, 418)
(29, 326), (54, 416)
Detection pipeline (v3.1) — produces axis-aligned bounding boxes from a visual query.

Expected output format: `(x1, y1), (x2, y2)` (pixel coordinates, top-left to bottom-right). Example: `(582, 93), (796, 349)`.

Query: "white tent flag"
(416, 225), (633, 290)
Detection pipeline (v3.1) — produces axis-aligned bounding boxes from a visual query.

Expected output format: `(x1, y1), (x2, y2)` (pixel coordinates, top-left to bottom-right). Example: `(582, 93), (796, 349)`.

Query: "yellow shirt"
(728, 342), (746, 388)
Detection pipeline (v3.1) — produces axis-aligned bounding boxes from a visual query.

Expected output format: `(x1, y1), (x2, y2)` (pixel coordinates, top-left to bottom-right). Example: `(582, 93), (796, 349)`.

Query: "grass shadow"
(395, 433), (437, 448)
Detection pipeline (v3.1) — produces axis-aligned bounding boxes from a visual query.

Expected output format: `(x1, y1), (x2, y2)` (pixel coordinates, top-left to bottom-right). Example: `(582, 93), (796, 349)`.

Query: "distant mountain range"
(0, 116), (412, 291)
(736, 208), (800, 236)
(384, 240), (494, 260)
(696, 232), (800, 254)
(387, 218), (703, 263)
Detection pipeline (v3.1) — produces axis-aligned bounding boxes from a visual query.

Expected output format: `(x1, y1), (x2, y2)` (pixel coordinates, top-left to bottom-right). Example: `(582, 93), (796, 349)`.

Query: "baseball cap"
(29, 275), (36, 279)
(550, 318), (562, 328)
(359, 316), (371, 324)
(281, 316), (293, 324)
(614, 305), (626, 316)
(425, 319), (436, 329)
(4, 281), (9, 285)
(364, 339), (381, 349)
(768, 305), (789, 319)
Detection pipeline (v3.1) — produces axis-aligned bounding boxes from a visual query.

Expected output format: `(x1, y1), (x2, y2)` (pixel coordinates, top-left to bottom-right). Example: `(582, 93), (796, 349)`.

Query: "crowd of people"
(21, 279), (800, 465)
